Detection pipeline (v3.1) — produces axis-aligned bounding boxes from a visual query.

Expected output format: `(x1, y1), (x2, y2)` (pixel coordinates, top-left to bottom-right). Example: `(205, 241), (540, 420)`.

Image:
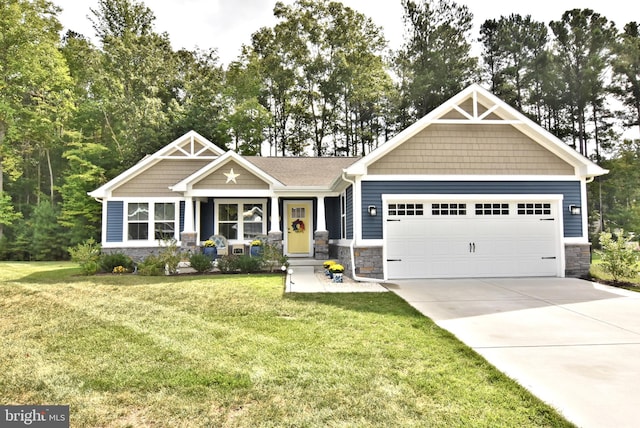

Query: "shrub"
(137, 254), (166, 276)
(261, 243), (288, 272)
(236, 254), (262, 273)
(596, 230), (639, 282)
(99, 252), (134, 273)
(189, 252), (213, 273)
(158, 238), (184, 275)
(216, 255), (240, 273)
(68, 238), (101, 275)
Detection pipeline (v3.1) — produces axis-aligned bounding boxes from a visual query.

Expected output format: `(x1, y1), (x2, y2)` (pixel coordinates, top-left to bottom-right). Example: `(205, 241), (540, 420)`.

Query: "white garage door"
(385, 199), (562, 279)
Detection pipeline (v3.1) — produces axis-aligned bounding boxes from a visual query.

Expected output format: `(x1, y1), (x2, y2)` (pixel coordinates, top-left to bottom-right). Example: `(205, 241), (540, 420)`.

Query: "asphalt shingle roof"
(245, 156), (360, 187)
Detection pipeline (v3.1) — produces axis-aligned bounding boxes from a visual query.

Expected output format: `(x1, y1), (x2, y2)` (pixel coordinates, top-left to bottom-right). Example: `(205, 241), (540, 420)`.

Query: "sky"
(53, 0), (640, 66)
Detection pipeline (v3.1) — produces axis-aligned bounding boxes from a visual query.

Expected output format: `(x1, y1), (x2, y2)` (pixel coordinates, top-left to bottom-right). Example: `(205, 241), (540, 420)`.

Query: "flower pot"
(203, 246), (217, 260)
(250, 245), (263, 257)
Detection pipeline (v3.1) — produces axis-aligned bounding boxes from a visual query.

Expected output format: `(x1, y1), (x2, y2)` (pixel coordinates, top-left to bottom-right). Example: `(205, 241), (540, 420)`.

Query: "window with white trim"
(154, 203), (176, 240)
(388, 203), (424, 216)
(517, 203), (551, 215)
(216, 200), (266, 240)
(432, 203), (466, 216)
(475, 203), (509, 215)
(128, 203), (149, 240)
(126, 202), (178, 241)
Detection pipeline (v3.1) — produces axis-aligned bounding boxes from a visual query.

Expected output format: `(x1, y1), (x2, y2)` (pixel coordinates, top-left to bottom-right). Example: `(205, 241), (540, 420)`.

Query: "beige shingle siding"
(112, 159), (211, 197)
(193, 161), (269, 190)
(368, 124), (574, 175)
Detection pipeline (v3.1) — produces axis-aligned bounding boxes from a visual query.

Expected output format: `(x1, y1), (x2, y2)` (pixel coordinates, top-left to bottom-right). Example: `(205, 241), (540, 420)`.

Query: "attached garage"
(341, 85), (608, 280)
(384, 196), (564, 279)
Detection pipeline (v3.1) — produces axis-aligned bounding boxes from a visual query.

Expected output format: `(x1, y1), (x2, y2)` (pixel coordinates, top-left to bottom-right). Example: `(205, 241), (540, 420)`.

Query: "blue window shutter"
(179, 201), (185, 233)
(106, 201), (124, 242)
(325, 197), (341, 239)
(346, 186), (353, 239)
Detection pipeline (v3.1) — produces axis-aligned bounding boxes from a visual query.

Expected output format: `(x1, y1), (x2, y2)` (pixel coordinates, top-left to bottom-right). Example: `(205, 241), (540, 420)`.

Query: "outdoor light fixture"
(568, 205), (581, 215)
(368, 205), (377, 217)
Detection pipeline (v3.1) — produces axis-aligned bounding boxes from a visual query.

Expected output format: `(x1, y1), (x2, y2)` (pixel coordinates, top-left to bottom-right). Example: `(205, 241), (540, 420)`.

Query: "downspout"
(341, 171), (387, 284)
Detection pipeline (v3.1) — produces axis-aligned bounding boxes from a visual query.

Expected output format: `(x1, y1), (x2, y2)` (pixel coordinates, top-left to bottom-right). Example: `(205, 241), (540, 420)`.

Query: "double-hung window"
(127, 202), (177, 241)
(128, 203), (149, 240)
(154, 203), (176, 240)
(216, 200), (266, 240)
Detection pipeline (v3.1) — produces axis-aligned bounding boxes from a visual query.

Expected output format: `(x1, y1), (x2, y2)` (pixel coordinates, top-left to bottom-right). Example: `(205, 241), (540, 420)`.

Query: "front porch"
(179, 196), (337, 262)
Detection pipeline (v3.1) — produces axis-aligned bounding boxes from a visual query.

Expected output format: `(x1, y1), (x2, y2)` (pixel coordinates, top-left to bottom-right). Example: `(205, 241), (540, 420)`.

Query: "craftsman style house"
(89, 84), (607, 279)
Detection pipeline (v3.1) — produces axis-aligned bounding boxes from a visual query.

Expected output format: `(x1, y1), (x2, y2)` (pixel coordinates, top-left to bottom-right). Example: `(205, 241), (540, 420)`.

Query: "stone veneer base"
(330, 244), (384, 279)
(564, 243), (591, 278)
(331, 243), (590, 279)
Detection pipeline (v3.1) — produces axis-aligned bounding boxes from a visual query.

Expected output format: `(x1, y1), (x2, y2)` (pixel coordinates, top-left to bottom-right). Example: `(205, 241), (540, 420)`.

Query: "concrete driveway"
(387, 278), (640, 428)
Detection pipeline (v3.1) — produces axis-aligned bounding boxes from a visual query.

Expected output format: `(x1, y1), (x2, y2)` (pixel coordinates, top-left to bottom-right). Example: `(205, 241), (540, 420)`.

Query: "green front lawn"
(0, 262), (572, 427)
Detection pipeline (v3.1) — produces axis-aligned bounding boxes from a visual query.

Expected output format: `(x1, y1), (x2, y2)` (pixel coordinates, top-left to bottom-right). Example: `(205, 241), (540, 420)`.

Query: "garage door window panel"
(388, 203), (424, 216)
(517, 203), (551, 215)
(432, 203), (466, 216)
(475, 203), (509, 215)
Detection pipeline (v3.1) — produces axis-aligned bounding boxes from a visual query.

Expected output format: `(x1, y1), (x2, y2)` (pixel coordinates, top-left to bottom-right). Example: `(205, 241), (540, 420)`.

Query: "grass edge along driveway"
(0, 262), (573, 427)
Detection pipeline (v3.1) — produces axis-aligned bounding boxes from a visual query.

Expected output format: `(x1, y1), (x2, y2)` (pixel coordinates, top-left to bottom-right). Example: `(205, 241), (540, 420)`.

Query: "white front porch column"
(316, 196), (327, 232)
(270, 196), (280, 232)
(180, 196), (197, 248)
(183, 196), (195, 232)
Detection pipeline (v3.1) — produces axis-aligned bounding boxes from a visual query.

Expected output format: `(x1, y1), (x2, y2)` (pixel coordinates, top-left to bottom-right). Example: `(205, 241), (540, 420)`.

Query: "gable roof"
(170, 151), (283, 191)
(346, 84), (608, 178)
(89, 130), (223, 198)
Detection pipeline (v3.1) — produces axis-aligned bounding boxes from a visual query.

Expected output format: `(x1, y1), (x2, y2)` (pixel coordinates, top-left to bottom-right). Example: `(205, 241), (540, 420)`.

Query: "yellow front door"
(285, 201), (312, 256)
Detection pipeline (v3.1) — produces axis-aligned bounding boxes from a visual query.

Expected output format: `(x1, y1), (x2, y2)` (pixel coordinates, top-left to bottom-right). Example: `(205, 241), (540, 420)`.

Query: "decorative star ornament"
(224, 168), (240, 184)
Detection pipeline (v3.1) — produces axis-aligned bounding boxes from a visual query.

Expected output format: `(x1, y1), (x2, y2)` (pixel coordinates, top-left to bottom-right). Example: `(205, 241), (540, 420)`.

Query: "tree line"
(1, 0), (639, 260)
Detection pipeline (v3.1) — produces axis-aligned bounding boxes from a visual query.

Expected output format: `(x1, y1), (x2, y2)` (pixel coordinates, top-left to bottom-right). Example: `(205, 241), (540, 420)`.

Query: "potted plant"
(250, 239), (263, 257)
(202, 239), (217, 259)
(323, 260), (336, 277)
(329, 263), (344, 274)
(329, 263), (345, 283)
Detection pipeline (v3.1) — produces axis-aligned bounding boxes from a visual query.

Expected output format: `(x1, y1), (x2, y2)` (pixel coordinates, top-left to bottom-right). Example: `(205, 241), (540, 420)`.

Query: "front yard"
(0, 262), (572, 427)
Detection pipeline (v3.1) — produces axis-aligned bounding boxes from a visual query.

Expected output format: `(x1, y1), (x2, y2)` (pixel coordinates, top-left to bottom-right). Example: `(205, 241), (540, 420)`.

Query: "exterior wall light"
(368, 205), (377, 216)
(568, 205), (581, 215)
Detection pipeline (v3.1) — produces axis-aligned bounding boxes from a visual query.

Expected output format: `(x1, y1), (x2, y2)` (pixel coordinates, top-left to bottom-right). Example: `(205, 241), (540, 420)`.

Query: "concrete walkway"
(284, 265), (387, 293)
(388, 278), (640, 428)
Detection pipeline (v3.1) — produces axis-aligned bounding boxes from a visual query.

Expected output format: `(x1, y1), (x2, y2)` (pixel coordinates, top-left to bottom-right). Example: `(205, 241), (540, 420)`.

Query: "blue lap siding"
(361, 181), (582, 239)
